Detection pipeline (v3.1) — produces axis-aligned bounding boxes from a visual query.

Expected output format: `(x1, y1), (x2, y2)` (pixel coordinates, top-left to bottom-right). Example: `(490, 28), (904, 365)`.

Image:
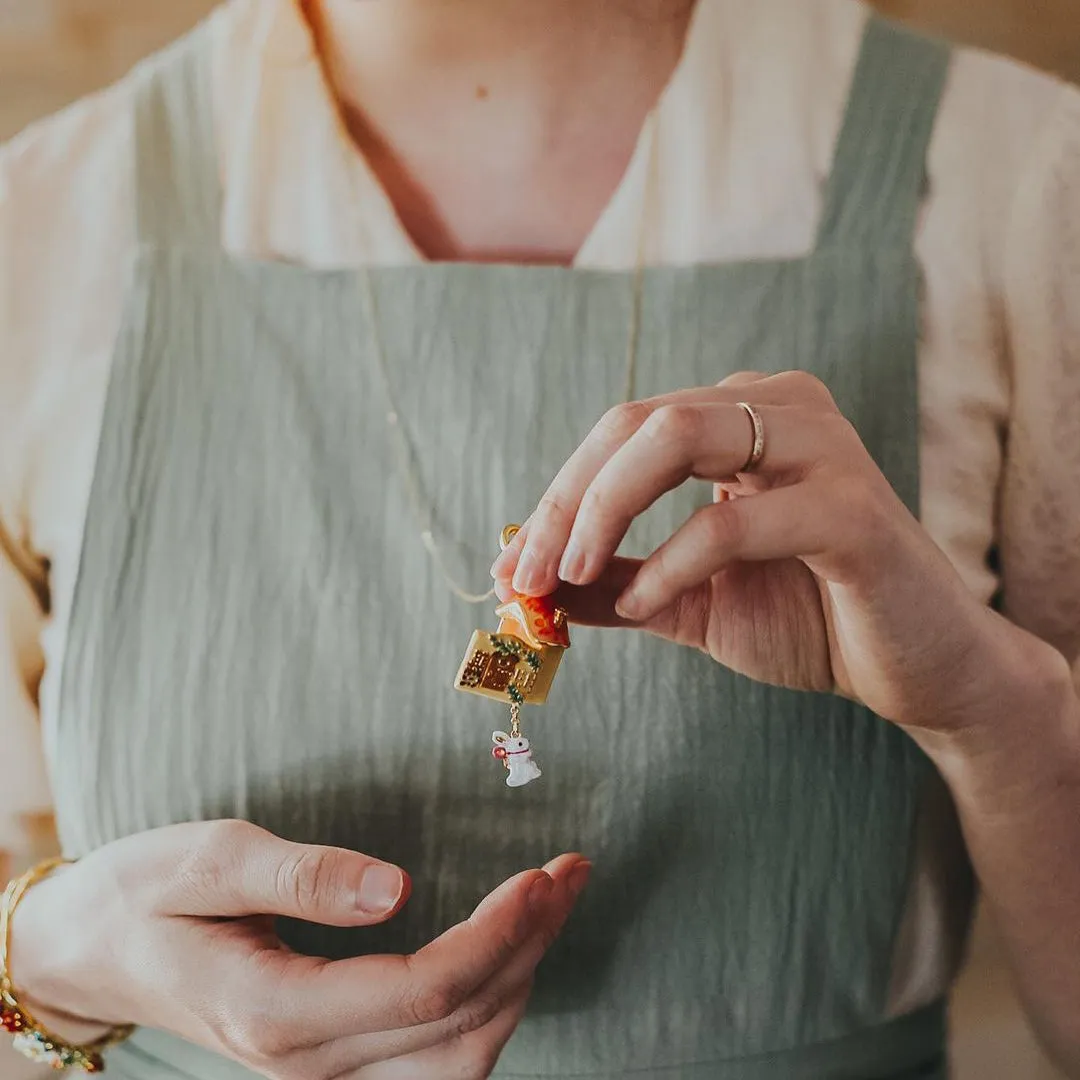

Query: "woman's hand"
(493, 370), (1028, 732)
(9, 820), (588, 1079)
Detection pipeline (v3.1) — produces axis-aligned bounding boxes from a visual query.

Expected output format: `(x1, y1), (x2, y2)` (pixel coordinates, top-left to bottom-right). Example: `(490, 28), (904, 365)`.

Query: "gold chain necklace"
(355, 112), (659, 604)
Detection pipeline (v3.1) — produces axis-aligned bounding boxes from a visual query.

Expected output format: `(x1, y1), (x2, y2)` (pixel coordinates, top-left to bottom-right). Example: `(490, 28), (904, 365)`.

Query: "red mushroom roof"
(495, 594), (571, 649)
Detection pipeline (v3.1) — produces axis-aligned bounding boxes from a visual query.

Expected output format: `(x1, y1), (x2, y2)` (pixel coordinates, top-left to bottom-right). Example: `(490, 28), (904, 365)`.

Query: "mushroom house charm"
(453, 526), (570, 787)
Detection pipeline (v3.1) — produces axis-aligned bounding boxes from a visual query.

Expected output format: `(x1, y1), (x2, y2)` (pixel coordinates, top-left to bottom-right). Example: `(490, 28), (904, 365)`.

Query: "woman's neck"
(309, 1), (694, 110)
(306, 0), (696, 263)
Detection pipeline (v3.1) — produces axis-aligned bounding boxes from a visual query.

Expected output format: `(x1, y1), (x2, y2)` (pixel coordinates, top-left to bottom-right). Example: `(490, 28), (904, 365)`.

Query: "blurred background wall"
(875, 0), (1080, 82)
(0, 0), (212, 137)
(0, 0), (1078, 139)
(0, 2), (1075, 1079)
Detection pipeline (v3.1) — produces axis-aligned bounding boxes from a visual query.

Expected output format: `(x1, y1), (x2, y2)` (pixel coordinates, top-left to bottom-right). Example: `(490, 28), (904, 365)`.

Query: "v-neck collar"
(216, 0), (708, 270)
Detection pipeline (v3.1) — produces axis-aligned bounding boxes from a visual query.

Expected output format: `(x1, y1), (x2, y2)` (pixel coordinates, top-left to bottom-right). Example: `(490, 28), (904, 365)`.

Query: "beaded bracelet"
(1, 858), (133, 1072)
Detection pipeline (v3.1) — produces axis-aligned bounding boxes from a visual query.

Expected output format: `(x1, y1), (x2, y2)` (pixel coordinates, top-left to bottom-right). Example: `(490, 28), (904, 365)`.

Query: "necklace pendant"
(455, 580), (570, 787)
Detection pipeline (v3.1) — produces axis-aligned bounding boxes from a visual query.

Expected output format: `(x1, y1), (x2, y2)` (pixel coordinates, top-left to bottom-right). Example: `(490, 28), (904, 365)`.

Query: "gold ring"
(736, 402), (766, 473)
(500, 524), (522, 550)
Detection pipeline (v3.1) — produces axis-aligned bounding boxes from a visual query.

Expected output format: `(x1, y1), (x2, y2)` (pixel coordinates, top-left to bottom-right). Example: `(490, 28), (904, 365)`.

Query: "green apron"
(53, 14), (968, 1079)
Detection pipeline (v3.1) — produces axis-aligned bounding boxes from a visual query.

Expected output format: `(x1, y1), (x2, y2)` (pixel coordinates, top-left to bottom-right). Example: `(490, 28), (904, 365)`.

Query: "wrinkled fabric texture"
(55, 17), (959, 1080)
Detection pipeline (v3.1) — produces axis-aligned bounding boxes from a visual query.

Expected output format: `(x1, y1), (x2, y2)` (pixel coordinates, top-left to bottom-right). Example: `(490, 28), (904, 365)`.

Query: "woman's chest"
(48, 254), (922, 825)
(37, 252), (1006, 774)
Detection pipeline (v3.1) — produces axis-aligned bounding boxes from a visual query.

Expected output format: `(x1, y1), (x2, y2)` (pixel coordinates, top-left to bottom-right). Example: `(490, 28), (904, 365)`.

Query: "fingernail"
(528, 873), (555, 914)
(558, 542), (587, 584)
(358, 864), (405, 915)
(490, 550), (511, 579)
(615, 590), (643, 621)
(568, 862), (592, 900)
(513, 550), (542, 595)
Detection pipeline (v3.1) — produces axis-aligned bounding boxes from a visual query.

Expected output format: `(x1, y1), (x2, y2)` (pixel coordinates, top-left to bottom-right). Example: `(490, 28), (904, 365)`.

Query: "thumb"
(159, 821), (410, 926)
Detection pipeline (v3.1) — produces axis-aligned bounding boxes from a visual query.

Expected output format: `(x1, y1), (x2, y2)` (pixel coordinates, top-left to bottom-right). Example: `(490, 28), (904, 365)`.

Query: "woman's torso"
(12, 0), (1066, 779)
(47, 14), (964, 1078)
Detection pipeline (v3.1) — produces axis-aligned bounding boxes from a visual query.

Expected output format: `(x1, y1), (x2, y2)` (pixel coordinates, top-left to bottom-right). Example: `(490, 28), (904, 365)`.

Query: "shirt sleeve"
(0, 152), (55, 877)
(1000, 84), (1080, 686)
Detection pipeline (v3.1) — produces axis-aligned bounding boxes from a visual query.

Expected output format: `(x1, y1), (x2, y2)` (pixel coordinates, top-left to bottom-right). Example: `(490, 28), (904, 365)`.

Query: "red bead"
(1, 1005), (26, 1033)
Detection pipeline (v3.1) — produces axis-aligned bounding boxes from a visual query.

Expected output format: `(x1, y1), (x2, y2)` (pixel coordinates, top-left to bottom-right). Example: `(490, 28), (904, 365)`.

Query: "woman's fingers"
(492, 516), (533, 583)
(498, 403), (834, 598)
(614, 480), (886, 622)
(154, 821), (587, 1062)
(352, 982), (533, 1079)
(373, 857), (586, 1054)
(315, 858), (590, 1074)
(381, 859), (584, 1033)
(209, 867), (557, 1060)
(500, 561), (642, 627)
(491, 382), (782, 593)
(496, 563), (693, 651)
(495, 400), (655, 596)
(269, 867), (554, 1048)
(157, 820), (409, 926)
(493, 374), (855, 600)
(559, 403), (825, 587)
(717, 370), (770, 390)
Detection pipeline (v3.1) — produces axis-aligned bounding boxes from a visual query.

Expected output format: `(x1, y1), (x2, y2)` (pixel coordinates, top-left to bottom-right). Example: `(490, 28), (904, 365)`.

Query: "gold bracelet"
(1, 858), (134, 1072)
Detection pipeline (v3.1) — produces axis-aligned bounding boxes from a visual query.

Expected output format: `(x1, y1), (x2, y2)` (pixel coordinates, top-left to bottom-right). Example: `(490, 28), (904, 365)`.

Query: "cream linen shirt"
(2, 0), (1080, 866)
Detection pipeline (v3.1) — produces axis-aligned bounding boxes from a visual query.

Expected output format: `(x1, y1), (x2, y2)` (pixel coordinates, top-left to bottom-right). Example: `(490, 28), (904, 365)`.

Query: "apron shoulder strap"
(815, 15), (951, 251)
(131, 21), (221, 250)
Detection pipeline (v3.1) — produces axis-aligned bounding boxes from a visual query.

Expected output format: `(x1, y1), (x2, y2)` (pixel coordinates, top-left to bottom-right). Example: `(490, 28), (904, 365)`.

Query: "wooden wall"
(0, 0), (213, 139)
(0, 0), (1077, 142)
(875, 0), (1080, 81)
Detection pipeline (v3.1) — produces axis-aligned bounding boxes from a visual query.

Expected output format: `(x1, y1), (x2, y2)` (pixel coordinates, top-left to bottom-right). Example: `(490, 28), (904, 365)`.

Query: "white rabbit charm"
(492, 728), (543, 788)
